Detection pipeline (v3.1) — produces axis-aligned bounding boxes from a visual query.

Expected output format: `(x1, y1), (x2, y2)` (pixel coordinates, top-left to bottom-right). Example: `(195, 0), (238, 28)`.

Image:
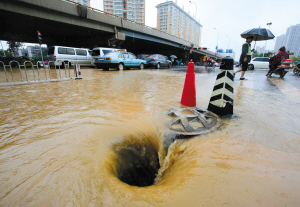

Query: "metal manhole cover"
(166, 107), (222, 135)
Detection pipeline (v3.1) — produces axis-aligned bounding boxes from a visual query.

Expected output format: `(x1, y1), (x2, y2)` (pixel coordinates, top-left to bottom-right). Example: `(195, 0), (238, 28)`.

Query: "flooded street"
(1, 67), (300, 206)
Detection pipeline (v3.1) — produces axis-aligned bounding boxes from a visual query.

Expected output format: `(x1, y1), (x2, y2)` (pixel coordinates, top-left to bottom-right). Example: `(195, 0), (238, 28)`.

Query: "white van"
(48, 46), (93, 67)
(91, 47), (126, 66)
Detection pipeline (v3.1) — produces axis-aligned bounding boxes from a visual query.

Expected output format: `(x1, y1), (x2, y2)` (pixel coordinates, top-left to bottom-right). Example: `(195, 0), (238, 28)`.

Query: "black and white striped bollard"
(207, 57), (234, 117)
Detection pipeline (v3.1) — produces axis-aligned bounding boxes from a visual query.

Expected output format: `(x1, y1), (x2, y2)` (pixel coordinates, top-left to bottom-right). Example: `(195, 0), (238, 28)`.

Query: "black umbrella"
(241, 28), (275, 48)
(241, 28), (275, 41)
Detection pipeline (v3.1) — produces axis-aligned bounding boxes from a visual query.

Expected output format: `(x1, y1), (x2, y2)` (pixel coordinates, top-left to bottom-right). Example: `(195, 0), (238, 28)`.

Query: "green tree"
(0, 50), (13, 57)
(263, 51), (274, 57)
(252, 50), (259, 57)
(291, 55), (300, 63)
(7, 41), (23, 57)
(257, 51), (274, 57)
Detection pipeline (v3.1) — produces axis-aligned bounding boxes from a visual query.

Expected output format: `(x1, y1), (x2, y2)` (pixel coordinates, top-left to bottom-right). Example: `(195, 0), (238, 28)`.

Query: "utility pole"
(226, 35), (230, 51)
(37, 30), (44, 62)
(233, 42), (237, 61)
(226, 35), (231, 57)
(189, 1), (198, 21)
(214, 28), (219, 60)
(263, 22), (272, 57)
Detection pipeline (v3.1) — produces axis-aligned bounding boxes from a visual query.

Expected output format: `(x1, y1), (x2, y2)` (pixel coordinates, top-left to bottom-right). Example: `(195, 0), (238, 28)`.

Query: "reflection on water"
(1, 69), (300, 206)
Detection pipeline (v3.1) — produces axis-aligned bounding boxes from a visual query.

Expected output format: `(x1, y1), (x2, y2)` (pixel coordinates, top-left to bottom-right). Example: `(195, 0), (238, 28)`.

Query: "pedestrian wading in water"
(234, 36), (254, 80)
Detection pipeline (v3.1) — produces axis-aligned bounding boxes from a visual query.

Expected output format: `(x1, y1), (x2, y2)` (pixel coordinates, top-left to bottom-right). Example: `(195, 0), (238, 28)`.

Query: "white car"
(48, 46), (93, 68)
(248, 57), (270, 70)
(91, 47), (126, 66)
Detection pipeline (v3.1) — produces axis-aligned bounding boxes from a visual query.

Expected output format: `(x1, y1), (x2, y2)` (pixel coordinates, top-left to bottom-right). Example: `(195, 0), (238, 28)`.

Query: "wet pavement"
(0, 66), (300, 206)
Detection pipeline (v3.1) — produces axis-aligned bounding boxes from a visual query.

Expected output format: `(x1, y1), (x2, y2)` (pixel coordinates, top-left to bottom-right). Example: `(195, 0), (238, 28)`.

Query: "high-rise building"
(103, 0), (145, 24)
(156, 1), (202, 47)
(283, 24), (300, 56)
(274, 24), (300, 56)
(62, 0), (90, 6)
(274, 34), (285, 52)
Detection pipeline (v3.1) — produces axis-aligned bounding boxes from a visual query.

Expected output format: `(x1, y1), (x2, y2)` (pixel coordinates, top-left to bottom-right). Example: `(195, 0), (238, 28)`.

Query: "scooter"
(205, 59), (216, 69)
(267, 59), (292, 78)
(293, 61), (300, 74)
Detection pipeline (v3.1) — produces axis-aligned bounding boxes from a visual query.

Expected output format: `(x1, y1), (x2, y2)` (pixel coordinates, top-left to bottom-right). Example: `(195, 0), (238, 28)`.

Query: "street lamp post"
(214, 28), (219, 59)
(233, 42), (237, 60)
(189, 1), (197, 20)
(267, 22), (272, 30)
(226, 35), (230, 51)
(263, 22), (272, 57)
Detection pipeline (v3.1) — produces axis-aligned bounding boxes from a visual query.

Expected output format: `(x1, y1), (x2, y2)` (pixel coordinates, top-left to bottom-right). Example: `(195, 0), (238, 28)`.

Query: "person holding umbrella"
(234, 36), (254, 80)
(235, 27), (275, 80)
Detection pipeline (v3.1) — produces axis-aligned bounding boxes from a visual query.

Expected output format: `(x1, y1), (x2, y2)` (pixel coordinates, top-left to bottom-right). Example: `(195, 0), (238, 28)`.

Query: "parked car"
(91, 47), (126, 66)
(137, 54), (149, 60)
(164, 56), (172, 67)
(145, 54), (172, 69)
(48, 46), (93, 68)
(248, 57), (270, 70)
(93, 51), (147, 70)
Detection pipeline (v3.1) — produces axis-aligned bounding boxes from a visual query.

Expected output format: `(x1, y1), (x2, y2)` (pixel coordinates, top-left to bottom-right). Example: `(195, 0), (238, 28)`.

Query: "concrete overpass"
(0, 0), (224, 61)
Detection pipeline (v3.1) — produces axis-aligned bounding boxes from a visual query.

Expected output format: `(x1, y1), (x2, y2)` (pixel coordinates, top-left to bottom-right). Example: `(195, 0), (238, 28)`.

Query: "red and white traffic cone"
(180, 60), (196, 107)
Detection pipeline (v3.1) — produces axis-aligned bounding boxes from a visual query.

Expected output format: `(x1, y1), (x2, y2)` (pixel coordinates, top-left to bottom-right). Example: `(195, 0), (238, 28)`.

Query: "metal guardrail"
(63, 0), (196, 46)
(0, 61), (78, 86)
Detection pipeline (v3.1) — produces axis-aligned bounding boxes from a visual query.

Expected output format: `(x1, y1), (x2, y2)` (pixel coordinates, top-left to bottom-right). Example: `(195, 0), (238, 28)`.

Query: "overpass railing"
(63, 0), (198, 47)
(0, 61), (80, 86)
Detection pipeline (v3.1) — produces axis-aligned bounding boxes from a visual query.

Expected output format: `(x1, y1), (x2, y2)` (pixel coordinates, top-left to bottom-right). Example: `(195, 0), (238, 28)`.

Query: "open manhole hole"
(111, 138), (161, 187)
(166, 107), (222, 136)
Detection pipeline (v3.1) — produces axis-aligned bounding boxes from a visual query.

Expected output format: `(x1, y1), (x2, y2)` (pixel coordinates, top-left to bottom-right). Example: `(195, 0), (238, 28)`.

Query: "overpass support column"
(108, 27), (126, 48)
(183, 50), (190, 65)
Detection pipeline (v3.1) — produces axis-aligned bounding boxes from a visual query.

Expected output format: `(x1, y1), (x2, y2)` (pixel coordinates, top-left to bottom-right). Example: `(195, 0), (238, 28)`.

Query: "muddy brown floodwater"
(0, 68), (300, 206)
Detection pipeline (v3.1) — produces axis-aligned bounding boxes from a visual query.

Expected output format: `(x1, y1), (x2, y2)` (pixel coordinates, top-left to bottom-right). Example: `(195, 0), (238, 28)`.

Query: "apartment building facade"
(103, 0), (145, 24)
(156, 1), (202, 47)
(274, 24), (300, 56)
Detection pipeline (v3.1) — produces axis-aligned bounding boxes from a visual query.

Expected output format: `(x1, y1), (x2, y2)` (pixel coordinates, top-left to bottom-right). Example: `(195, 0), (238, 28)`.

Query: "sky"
(92, 0), (300, 61)
(1, 0), (299, 61)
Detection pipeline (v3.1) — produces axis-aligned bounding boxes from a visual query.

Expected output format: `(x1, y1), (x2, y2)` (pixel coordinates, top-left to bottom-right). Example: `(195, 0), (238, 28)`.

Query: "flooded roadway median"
(0, 68), (300, 206)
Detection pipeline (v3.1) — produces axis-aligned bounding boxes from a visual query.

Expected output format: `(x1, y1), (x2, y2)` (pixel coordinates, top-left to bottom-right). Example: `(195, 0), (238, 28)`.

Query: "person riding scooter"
(206, 56), (215, 67)
(266, 46), (289, 76)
